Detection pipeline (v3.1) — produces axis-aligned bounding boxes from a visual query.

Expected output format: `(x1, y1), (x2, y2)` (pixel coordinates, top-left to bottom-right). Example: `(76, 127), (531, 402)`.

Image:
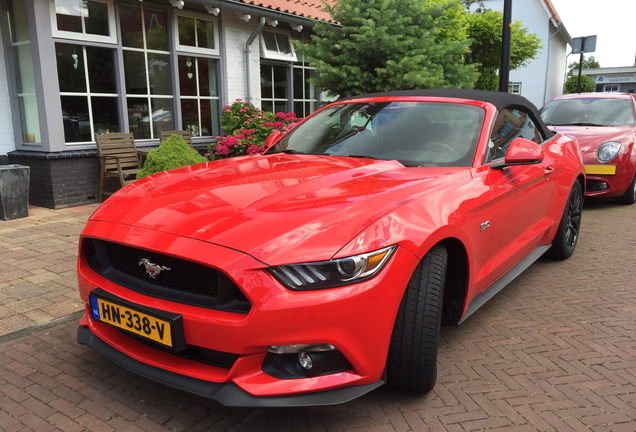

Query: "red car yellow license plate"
(585, 164), (616, 175)
(89, 289), (185, 350)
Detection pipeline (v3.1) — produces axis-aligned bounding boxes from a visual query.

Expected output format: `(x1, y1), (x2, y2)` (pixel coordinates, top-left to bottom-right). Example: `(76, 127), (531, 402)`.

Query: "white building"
(475, 0), (572, 107)
(582, 66), (636, 93)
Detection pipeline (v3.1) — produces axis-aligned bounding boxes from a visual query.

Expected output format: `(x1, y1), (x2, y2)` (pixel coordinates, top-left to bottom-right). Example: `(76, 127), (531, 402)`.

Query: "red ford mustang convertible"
(77, 90), (585, 406)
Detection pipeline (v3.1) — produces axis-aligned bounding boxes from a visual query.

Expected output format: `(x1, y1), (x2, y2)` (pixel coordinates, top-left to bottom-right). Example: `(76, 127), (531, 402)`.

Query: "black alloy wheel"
(548, 180), (582, 260)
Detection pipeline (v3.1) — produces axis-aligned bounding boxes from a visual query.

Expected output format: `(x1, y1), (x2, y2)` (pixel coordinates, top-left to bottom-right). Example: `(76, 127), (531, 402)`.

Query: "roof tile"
(238, 0), (336, 23)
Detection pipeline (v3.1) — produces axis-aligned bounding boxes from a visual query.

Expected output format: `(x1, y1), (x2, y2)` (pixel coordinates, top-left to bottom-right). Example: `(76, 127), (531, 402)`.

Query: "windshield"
(541, 98), (636, 127)
(266, 101), (485, 167)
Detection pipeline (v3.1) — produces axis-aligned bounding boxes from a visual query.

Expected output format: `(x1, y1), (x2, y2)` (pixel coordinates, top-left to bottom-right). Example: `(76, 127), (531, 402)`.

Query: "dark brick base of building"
(8, 150), (105, 209)
(6, 143), (211, 209)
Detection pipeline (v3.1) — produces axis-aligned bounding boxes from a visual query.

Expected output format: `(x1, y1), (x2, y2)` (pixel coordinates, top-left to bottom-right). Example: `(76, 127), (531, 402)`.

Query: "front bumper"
(77, 220), (416, 405)
(77, 325), (385, 407)
(584, 164), (633, 198)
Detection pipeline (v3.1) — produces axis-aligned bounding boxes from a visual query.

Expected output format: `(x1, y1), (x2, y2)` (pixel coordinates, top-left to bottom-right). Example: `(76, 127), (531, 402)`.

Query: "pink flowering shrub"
(209, 100), (301, 158)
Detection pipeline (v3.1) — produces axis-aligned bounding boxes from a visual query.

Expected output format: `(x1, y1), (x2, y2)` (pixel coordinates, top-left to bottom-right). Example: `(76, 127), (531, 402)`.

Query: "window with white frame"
(260, 32), (318, 117)
(50, 1), (222, 144)
(55, 42), (120, 143)
(292, 63), (317, 117)
(177, 56), (221, 137)
(509, 82), (522, 95)
(260, 29), (297, 62)
(50, 0), (117, 44)
(174, 11), (219, 56)
(174, 10), (221, 138)
(8, 0), (41, 144)
(261, 64), (290, 114)
(120, 3), (174, 140)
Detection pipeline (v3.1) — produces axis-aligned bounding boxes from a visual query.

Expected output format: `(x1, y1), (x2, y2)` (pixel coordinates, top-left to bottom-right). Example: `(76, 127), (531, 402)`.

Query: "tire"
(616, 171), (636, 205)
(387, 245), (447, 393)
(547, 180), (582, 260)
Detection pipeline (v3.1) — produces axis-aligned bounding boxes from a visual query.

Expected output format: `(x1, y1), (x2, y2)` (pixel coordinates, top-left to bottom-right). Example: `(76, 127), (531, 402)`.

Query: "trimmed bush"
(137, 134), (208, 179)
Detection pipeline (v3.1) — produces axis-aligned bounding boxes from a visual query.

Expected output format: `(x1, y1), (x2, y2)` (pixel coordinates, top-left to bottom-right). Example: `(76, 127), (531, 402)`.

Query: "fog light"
(298, 352), (313, 370)
(600, 182), (609, 190)
(263, 344), (353, 379)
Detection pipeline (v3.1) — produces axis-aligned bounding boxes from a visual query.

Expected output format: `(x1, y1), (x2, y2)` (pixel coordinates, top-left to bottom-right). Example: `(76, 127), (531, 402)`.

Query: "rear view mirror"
(491, 137), (544, 170)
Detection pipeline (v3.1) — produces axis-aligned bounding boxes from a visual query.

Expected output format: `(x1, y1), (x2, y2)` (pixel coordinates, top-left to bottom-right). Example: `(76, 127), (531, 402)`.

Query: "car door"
(480, 107), (557, 288)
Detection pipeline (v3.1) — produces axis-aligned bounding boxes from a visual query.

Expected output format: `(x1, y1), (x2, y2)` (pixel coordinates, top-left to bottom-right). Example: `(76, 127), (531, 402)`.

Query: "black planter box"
(0, 164), (30, 220)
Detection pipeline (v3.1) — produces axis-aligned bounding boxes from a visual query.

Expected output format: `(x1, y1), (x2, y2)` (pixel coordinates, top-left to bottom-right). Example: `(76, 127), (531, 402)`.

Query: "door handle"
(544, 166), (554, 177)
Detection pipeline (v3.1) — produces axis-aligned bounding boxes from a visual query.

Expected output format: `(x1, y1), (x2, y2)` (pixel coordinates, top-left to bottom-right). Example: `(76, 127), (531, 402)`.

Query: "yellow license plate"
(585, 164), (617, 175)
(90, 295), (174, 347)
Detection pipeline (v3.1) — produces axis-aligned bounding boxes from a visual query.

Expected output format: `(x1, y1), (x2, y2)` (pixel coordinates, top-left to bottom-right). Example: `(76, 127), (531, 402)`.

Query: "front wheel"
(616, 171), (636, 205)
(547, 180), (582, 260)
(387, 245), (447, 393)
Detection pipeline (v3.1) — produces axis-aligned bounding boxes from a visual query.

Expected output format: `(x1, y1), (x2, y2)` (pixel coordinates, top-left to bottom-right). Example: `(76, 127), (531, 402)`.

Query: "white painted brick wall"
(0, 29), (16, 157)
(221, 13), (263, 109)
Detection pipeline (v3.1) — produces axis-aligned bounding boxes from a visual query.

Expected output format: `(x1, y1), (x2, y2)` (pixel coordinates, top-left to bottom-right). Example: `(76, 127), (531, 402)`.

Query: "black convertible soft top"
(344, 89), (554, 139)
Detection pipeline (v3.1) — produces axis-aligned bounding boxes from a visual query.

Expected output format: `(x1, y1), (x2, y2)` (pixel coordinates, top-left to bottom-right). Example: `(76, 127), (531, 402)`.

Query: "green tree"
(567, 55), (600, 77)
(464, 9), (542, 91)
(564, 74), (595, 94)
(461, 0), (486, 13)
(297, 0), (478, 97)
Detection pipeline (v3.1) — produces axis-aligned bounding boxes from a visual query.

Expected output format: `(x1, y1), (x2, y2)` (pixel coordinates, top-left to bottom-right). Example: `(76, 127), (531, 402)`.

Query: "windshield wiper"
(547, 122), (605, 127)
(282, 149), (330, 156)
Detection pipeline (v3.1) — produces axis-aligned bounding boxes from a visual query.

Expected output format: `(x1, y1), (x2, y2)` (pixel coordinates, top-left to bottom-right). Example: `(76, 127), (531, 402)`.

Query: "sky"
(550, 0), (636, 68)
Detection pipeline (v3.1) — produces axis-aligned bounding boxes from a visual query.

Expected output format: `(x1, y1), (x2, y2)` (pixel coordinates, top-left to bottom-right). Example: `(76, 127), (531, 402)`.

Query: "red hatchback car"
(541, 92), (636, 203)
(77, 90), (585, 407)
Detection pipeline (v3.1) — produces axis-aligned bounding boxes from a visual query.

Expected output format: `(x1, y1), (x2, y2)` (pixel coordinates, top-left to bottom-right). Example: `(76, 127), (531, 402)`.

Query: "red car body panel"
(77, 91), (585, 406)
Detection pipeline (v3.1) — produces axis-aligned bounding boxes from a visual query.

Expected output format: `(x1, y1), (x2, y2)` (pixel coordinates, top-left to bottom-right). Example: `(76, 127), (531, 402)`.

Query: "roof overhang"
(182, 0), (339, 28)
(541, 0), (572, 45)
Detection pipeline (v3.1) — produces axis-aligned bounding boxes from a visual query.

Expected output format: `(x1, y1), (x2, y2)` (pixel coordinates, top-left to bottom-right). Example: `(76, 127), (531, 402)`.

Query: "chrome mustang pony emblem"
(138, 258), (171, 279)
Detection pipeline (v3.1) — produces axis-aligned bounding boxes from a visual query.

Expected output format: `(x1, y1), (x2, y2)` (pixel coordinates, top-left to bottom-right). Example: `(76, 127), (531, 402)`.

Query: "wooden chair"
(160, 130), (193, 147)
(95, 132), (142, 202)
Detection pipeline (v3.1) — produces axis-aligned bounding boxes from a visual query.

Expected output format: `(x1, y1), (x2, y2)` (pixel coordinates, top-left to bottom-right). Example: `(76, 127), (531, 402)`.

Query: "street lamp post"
(499, 0), (512, 92)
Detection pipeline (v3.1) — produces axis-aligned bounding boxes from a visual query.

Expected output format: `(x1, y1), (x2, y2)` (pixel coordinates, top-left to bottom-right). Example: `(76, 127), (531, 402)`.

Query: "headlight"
(597, 141), (622, 163)
(269, 246), (397, 290)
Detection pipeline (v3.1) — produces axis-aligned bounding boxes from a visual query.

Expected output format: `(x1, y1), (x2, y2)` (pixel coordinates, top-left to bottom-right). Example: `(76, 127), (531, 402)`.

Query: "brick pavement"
(1, 199), (635, 431)
(0, 205), (97, 338)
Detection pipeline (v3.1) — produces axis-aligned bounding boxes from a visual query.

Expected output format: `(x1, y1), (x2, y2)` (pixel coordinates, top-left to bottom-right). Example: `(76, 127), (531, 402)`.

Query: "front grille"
(84, 238), (251, 313)
(104, 241), (219, 297)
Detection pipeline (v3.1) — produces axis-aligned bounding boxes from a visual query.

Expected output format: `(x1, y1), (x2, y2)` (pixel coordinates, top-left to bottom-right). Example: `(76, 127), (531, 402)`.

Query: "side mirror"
(263, 130), (282, 152)
(491, 137), (544, 170)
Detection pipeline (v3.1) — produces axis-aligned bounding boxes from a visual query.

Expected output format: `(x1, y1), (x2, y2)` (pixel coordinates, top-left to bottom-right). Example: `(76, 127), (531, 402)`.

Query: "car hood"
(90, 154), (464, 265)
(548, 125), (634, 159)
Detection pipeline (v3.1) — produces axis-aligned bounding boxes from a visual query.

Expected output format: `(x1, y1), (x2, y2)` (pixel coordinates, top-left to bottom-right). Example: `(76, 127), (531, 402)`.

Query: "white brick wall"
(0, 29), (16, 157)
(221, 13), (263, 109)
